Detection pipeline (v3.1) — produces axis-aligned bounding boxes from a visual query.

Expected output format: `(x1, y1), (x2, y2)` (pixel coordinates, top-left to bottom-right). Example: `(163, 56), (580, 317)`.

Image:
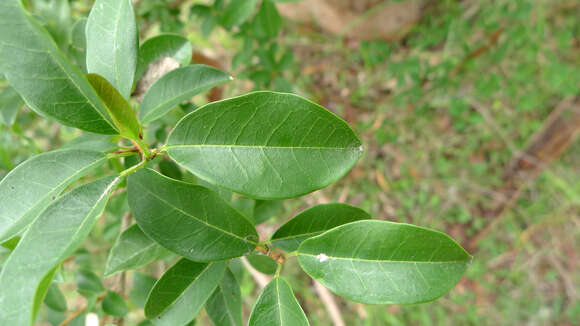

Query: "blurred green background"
(1, 0), (579, 325)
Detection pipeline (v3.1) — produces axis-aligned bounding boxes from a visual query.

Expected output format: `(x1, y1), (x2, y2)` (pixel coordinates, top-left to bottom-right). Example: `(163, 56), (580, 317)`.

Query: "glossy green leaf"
(102, 291), (128, 318)
(205, 268), (242, 326)
(145, 259), (226, 325)
(0, 149), (106, 243)
(0, 85), (23, 126)
(69, 18), (88, 72)
(139, 65), (232, 123)
(104, 224), (169, 277)
(86, 0), (137, 99)
(87, 73), (141, 140)
(271, 203), (371, 252)
(77, 269), (105, 298)
(135, 34), (192, 84)
(297, 220), (472, 304)
(166, 91), (363, 199)
(44, 283), (67, 312)
(0, 177), (118, 325)
(127, 169), (258, 261)
(221, 0), (258, 28)
(0, 0), (117, 134)
(248, 277), (309, 326)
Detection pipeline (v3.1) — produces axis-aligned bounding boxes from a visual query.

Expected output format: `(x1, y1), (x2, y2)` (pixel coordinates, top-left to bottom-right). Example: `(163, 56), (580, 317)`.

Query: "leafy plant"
(0, 0), (471, 325)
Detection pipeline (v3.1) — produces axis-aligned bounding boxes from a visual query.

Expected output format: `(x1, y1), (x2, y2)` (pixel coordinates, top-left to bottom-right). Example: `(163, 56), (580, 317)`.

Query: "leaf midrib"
(152, 263), (211, 318)
(0, 154), (106, 240)
(166, 144), (361, 151)
(298, 253), (470, 264)
(136, 179), (257, 246)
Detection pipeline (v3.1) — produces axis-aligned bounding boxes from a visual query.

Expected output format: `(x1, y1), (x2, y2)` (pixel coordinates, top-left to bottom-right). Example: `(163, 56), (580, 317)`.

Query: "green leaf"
(135, 34), (193, 84)
(127, 169), (258, 261)
(221, 0), (258, 28)
(86, 0), (137, 99)
(297, 220), (472, 304)
(69, 18), (88, 73)
(271, 203), (371, 252)
(0, 0), (117, 134)
(0, 177), (118, 325)
(166, 91), (362, 199)
(247, 253), (277, 275)
(32, 0), (72, 52)
(253, 0), (282, 40)
(205, 268), (242, 326)
(102, 291), (128, 318)
(104, 224), (169, 277)
(130, 272), (157, 308)
(248, 277), (309, 326)
(0, 85), (23, 126)
(0, 149), (106, 243)
(145, 259), (226, 325)
(139, 65), (232, 123)
(44, 283), (67, 312)
(254, 200), (283, 224)
(86, 73), (141, 140)
(62, 134), (118, 153)
(77, 269), (105, 298)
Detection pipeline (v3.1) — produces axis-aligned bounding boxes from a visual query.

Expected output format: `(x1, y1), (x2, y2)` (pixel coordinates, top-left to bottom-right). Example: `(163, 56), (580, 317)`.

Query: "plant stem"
(132, 138), (152, 159)
(119, 159), (147, 178)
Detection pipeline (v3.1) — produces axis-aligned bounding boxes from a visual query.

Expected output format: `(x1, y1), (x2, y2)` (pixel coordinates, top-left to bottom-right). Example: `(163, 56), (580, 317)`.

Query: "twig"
(59, 293), (106, 326)
(255, 245), (286, 264)
(314, 281), (345, 326)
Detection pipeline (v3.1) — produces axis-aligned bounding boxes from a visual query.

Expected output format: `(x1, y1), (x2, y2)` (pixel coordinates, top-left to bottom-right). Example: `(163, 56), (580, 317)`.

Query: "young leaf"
(248, 277), (309, 326)
(220, 0), (258, 29)
(135, 34), (193, 84)
(0, 177), (118, 325)
(271, 203), (371, 252)
(87, 73), (141, 140)
(104, 224), (169, 277)
(102, 291), (128, 318)
(86, 0), (138, 99)
(145, 259), (226, 325)
(0, 85), (23, 126)
(166, 91), (363, 199)
(0, 0), (117, 134)
(139, 65), (232, 123)
(44, 284), (67, 312)
(0, 149), (106, 243)
(205, 268), (242, 326)
(297, 220), (472, 305)
(127, 169), (258, 261)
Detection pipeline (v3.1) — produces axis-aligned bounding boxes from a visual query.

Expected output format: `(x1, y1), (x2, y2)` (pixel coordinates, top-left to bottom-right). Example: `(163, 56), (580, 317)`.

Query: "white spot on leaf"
(317, 253), (329, 262)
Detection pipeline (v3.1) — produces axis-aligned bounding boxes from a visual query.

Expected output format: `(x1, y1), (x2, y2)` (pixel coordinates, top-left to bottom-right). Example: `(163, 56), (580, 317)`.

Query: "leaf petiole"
(119, 159), (147, 178)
